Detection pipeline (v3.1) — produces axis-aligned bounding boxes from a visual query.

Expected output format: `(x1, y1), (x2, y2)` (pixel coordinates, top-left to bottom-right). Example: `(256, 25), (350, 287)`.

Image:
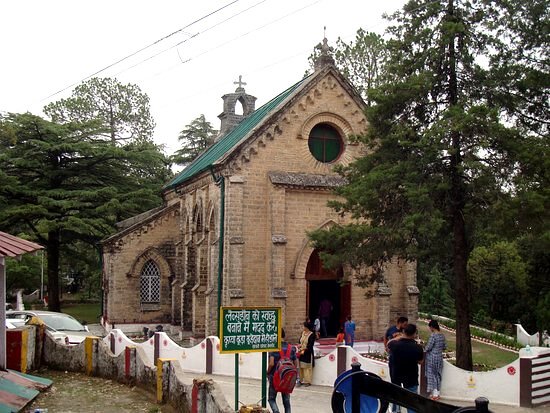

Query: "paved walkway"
(203, 374), (550, 413)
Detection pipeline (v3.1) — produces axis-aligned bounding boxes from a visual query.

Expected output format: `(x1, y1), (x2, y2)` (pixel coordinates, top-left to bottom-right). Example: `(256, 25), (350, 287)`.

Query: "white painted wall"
(516, 324), (540, 346)
(440, 360), (520, 406)
(104, 331), (549, 407)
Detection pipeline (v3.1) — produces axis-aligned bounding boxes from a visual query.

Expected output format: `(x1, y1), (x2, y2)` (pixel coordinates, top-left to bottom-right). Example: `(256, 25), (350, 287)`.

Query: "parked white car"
(6, 310), (90, 345)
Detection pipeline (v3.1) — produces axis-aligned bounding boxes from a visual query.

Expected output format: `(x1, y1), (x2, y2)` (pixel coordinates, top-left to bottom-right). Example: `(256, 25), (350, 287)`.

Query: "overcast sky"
(1, 0), (405, 155)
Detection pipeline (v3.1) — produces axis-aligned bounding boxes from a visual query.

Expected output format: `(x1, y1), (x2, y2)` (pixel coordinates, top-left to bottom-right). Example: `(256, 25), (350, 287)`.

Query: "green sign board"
(219, 306), (281, 353)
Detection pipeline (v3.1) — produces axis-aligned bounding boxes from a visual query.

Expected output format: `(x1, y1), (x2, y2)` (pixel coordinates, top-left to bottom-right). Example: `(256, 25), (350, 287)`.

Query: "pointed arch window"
(140, 259), (160, 304)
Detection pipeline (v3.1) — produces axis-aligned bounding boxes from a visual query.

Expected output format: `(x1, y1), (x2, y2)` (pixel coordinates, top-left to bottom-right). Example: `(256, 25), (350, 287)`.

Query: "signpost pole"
(235, 353), (239, 412)
(261, 351), (267, 407)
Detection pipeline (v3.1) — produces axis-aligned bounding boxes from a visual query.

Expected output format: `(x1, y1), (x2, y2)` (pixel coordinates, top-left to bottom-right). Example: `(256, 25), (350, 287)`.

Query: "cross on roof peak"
(234, 75), (246, 91)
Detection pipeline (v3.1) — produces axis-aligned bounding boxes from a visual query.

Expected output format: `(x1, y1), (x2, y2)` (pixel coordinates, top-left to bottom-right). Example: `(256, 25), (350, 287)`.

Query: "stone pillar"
(226, 176), (245, 304)
(192, 241), (207, 336)
(269, 185), (287, 312)
(404, 260), (419, 321)
(205, 236), (219, 336)
(372, 285), (392, 340)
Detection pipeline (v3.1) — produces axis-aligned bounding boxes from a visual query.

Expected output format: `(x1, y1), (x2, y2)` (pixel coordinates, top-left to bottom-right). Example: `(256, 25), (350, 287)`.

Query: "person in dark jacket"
(387, 324), (424, 413)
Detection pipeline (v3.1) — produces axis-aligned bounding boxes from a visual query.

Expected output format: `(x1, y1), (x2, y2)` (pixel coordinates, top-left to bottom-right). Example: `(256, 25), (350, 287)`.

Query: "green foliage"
(0, 111), (169, 310)
(5, 253), (43, 295)
(44, 77), (156, 145)
(468, 241), (529, 324)
(535, 291), (550, 334)
(419, 266), (454, 317)
(171, 114), (217, 166)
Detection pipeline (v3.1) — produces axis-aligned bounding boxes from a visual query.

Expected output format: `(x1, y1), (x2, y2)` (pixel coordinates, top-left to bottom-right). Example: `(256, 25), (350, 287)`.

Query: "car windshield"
(39, 314), (86, 332)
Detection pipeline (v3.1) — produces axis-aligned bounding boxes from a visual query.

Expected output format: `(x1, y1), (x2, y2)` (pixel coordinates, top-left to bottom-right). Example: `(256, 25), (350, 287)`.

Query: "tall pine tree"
(310, 0), (548, 369)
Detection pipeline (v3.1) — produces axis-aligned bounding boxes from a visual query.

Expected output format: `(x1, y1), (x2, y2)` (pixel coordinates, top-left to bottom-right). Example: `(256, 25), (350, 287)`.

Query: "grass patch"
(61, 302), (101, 324)
(417, 320), (518, 370)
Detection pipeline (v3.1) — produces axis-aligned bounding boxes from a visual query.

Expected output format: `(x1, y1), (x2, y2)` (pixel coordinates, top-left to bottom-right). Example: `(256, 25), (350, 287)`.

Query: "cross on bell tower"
(234, 75), (247, 92)
(217, 76), (257, 139)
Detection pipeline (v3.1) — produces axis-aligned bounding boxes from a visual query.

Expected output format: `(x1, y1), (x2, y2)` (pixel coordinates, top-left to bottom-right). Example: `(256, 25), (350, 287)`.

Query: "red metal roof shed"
(0, 232), (43, 258)
(0, 231), (43, 371)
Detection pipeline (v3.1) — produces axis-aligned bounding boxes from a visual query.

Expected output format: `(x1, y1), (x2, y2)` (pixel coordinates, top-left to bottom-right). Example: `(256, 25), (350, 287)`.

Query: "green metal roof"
(165, 74), (312, 190)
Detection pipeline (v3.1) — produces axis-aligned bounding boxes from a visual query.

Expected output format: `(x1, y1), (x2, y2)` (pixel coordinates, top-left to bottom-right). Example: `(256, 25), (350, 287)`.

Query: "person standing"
(297, 322), (315, 386)
(385, 316), (408, 413)
(318, 298), (332, 337)
(314, 316), (321, 339)
(425, 320), (446, 400)
(387, 324), (424, 413)
(344, 315), (356, 347)
(267, 328), (297, 413)
(335, 327), (345, 346)
(384, 316), (409, 348)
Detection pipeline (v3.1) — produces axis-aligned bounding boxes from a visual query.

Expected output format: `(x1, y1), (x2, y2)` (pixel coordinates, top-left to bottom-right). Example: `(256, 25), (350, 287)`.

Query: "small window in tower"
(235, 98), (244, 115)
(308, 123), (343, 163)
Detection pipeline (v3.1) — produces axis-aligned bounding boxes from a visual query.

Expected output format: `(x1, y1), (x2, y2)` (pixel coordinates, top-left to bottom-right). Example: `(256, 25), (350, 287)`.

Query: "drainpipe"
(210, 168), (225, 337)
(97, 244), (104, 324)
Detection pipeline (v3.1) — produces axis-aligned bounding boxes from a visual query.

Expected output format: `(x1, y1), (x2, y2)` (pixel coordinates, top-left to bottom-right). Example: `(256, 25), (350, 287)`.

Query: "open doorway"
(305, 249), (350, 337)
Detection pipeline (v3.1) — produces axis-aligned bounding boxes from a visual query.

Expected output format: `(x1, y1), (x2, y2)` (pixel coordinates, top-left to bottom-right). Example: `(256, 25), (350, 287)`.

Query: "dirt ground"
(26, 369), (178, 413)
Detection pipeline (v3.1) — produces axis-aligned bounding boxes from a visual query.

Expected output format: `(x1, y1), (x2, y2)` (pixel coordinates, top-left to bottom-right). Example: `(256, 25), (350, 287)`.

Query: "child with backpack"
(267, 328), (298, 413)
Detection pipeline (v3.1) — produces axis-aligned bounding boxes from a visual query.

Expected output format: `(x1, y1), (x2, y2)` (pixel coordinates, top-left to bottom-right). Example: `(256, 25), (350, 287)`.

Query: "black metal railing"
(332, 363), (492, 413)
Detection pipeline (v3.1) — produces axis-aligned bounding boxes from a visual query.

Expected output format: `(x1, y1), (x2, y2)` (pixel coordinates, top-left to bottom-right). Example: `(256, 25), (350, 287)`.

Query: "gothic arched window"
(140, 259), (160, 304)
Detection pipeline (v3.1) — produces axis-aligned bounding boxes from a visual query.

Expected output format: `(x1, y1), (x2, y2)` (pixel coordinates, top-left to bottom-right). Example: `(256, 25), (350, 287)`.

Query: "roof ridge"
(164, 72), (316, 190)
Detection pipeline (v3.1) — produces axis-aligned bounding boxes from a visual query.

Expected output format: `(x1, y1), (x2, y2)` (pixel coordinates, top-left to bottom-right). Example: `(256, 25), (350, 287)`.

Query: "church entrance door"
(305, 249), (350, 337)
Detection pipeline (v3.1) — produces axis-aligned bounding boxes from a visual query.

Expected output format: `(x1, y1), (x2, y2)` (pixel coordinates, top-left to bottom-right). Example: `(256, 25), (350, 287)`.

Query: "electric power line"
(41, 0), (240, 102)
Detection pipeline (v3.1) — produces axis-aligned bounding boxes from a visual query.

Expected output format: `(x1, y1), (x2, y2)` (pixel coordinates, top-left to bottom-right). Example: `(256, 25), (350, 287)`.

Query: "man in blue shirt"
(267, 328), (297, 413)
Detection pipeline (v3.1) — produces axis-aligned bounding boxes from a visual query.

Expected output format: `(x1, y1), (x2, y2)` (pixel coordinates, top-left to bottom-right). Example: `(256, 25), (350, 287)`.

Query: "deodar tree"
(44, 77), (155, 145)
(310, 0), (548, 370)
(0, 113), (170, 311)
(171, 114), (217, 167)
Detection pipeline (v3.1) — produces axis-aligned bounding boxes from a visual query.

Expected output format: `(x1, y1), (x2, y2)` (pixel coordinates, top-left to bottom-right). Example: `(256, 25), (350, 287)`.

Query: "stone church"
(101, 40), (418, 341)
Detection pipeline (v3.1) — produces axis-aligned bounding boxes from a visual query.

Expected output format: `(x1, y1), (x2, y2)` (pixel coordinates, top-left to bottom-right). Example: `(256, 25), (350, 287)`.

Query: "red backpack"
(272, 345), (298, 394)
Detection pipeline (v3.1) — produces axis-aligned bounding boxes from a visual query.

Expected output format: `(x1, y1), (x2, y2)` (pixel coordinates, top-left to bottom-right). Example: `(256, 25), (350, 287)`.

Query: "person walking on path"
(387, 324), (424, 413)
(424, 319), (446, 400)
(297, 322), (315, 386)
(267, 328), (297, 413)
(344, 315), (356, 347)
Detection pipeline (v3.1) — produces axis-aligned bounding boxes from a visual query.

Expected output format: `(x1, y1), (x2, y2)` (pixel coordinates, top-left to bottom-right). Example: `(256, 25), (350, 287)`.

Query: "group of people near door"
(385, 316), (447, 413)
(267, 314), (446, 413)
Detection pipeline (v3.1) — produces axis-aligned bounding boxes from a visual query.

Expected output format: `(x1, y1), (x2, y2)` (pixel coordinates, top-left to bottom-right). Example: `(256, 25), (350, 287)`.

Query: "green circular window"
(308, 123), (343, 163)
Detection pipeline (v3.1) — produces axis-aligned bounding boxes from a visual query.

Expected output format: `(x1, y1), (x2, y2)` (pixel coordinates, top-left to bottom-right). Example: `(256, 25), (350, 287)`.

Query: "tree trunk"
(447, 0), (473, 371)
(46, 229), (61, 312)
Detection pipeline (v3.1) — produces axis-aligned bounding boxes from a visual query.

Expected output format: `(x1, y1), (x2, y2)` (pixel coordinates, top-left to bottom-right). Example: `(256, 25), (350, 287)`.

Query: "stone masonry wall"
(218, 71), (414, 342)
(103, 207), (180, 325)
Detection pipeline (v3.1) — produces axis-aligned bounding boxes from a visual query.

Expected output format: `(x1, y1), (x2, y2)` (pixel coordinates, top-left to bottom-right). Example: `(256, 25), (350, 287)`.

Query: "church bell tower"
(217, 75), (257, 139)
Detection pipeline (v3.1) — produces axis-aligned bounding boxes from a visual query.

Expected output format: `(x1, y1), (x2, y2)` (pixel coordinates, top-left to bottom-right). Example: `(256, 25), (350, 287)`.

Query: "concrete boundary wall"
(516, 324), (542, 347)
(103, 330), (550, 408)
(9, 326), (550, 409)
(26, 329), (236, 413)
